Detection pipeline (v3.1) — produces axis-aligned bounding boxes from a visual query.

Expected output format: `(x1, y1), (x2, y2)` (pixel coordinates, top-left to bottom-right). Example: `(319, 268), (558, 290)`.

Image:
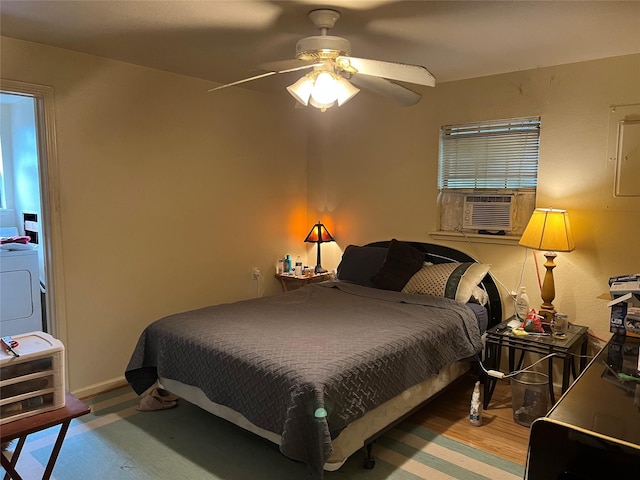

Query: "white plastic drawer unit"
(0, 249), (43, 336)
(0, 331), (65, 424)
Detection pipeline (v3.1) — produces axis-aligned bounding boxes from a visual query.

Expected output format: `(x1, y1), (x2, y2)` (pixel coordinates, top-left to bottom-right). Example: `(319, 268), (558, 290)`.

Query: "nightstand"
(275, 272), (335, 292)
(483, 322), (589, 409)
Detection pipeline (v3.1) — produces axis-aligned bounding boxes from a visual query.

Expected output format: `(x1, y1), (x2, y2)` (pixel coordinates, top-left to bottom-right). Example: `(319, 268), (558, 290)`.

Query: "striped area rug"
(2, 387), (524, 479)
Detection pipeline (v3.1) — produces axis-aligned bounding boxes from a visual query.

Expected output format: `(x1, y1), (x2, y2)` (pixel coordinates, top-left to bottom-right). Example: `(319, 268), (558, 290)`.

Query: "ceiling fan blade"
(208, 62), (321, 92)
(338, 56), (436, 87)
(259, 59), (318, 72)
(208, 71), (278, 92)
(349, 74), (422, 106)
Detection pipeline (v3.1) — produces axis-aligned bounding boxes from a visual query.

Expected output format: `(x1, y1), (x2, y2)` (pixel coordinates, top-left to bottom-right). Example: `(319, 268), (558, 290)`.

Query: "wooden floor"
(408, 374), (531, 466)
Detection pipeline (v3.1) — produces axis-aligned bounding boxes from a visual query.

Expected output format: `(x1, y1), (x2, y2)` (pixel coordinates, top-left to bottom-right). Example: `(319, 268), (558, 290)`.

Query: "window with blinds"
(438, 116), (540, 190)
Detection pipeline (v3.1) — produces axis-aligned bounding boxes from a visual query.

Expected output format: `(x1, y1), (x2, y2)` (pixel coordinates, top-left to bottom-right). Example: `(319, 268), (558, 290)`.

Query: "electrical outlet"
(252, 268), (261, 280)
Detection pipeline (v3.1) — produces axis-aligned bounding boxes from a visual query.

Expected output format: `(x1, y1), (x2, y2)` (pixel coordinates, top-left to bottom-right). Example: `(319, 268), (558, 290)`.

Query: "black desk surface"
(545, 334), (640, 445)
(525, 335), (640, 479)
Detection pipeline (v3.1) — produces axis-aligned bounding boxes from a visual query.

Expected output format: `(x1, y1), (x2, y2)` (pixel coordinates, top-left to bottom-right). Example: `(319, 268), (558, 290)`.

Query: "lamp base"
(539, 251), (558, 324)
(539, 306), (556, 324)
(314, 265), (328, 274)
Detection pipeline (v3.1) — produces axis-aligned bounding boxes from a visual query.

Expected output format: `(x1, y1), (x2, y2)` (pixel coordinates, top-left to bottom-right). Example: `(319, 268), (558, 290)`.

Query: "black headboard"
(365, 241), (503, 328)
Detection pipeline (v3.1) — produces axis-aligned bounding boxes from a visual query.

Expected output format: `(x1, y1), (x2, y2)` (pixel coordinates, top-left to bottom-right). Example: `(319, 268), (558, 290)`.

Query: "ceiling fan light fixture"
(308, 96), (335, 112)
(288, 71), (359, 111)
(335, 76), (360, 106)
(310, 71), (339, 105)
(286, 75), (314, 106)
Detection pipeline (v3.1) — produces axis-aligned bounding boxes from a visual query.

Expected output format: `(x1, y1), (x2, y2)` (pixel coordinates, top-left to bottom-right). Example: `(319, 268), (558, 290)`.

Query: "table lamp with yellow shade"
(519, 208), (575, 322)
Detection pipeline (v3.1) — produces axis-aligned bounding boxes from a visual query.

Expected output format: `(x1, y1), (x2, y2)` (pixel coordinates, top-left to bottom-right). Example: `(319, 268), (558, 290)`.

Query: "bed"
(125, 240), (502, 476)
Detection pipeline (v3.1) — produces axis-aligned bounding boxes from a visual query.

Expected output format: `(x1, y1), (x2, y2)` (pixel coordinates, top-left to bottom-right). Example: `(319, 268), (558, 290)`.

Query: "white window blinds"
(438, 116), (540, 190)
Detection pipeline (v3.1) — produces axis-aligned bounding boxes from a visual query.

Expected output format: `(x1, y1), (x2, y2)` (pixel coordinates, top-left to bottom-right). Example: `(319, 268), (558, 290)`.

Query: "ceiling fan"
(208, 9), (436, 111)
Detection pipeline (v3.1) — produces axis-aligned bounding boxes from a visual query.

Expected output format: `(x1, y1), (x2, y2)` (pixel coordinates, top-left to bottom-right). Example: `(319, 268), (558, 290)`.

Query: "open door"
(0, 80), (66, 344)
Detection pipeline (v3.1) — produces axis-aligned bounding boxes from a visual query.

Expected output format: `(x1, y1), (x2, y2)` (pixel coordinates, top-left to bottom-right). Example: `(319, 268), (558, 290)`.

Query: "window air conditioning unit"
(463, 195), (514, 231)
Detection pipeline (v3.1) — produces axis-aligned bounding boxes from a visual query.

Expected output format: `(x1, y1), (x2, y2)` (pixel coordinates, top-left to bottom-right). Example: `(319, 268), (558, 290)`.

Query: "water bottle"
(470, 381), (482, 426)
(295, 256), (303, 276)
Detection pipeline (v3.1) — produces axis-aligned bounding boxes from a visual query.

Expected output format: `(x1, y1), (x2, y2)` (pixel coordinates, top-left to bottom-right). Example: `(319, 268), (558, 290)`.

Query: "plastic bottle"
(470, 381), (482, 426)
(295, 256), (303, 276)
(515, 287), (530, 322)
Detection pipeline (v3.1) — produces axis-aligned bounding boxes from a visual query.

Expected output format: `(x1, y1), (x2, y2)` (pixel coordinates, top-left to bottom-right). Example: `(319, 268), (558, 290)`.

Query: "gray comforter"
(125, 281), (482, 474)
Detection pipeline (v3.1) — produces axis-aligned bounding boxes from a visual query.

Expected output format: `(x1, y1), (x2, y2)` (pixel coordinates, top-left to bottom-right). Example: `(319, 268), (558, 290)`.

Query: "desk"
(1, 392), (90, 480)
(275, 272), (334, 292)
(525, 335), (640, 478)
(484, 322), (588, 409)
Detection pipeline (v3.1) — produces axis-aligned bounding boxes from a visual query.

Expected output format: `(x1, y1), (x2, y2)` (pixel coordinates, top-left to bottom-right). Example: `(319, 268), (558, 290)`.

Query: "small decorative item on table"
(520, 308), (545, 333)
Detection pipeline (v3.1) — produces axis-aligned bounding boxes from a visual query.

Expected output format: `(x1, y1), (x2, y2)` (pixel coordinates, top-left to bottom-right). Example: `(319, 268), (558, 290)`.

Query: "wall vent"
(463, 195), (514, 231)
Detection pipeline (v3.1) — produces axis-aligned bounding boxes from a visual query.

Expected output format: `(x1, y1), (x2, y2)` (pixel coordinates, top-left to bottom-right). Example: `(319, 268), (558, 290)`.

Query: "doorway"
(0, 80), (66, 342)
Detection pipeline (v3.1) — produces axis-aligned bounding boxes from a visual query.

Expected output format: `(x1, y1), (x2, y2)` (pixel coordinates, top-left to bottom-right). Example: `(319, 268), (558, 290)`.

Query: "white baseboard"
(71, 376), (129, 399)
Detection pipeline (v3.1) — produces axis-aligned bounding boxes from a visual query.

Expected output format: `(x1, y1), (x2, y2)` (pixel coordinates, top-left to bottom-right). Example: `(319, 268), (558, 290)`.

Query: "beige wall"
(1, 37), (310, 395)
(2, 34), (638, 394)
(309, 53), (640, 347)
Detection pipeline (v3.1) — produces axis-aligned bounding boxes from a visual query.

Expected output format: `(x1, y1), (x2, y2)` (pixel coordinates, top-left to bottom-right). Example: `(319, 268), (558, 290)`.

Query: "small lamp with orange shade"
(304, 221), (335, 274)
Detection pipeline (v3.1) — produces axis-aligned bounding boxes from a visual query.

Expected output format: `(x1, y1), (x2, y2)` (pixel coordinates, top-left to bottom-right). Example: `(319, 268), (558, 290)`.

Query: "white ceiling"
(1, 0), (639, 93)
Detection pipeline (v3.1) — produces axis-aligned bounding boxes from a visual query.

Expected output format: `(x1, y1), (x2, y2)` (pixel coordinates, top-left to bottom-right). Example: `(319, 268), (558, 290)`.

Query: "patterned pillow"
(401, 262), (491, 304)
